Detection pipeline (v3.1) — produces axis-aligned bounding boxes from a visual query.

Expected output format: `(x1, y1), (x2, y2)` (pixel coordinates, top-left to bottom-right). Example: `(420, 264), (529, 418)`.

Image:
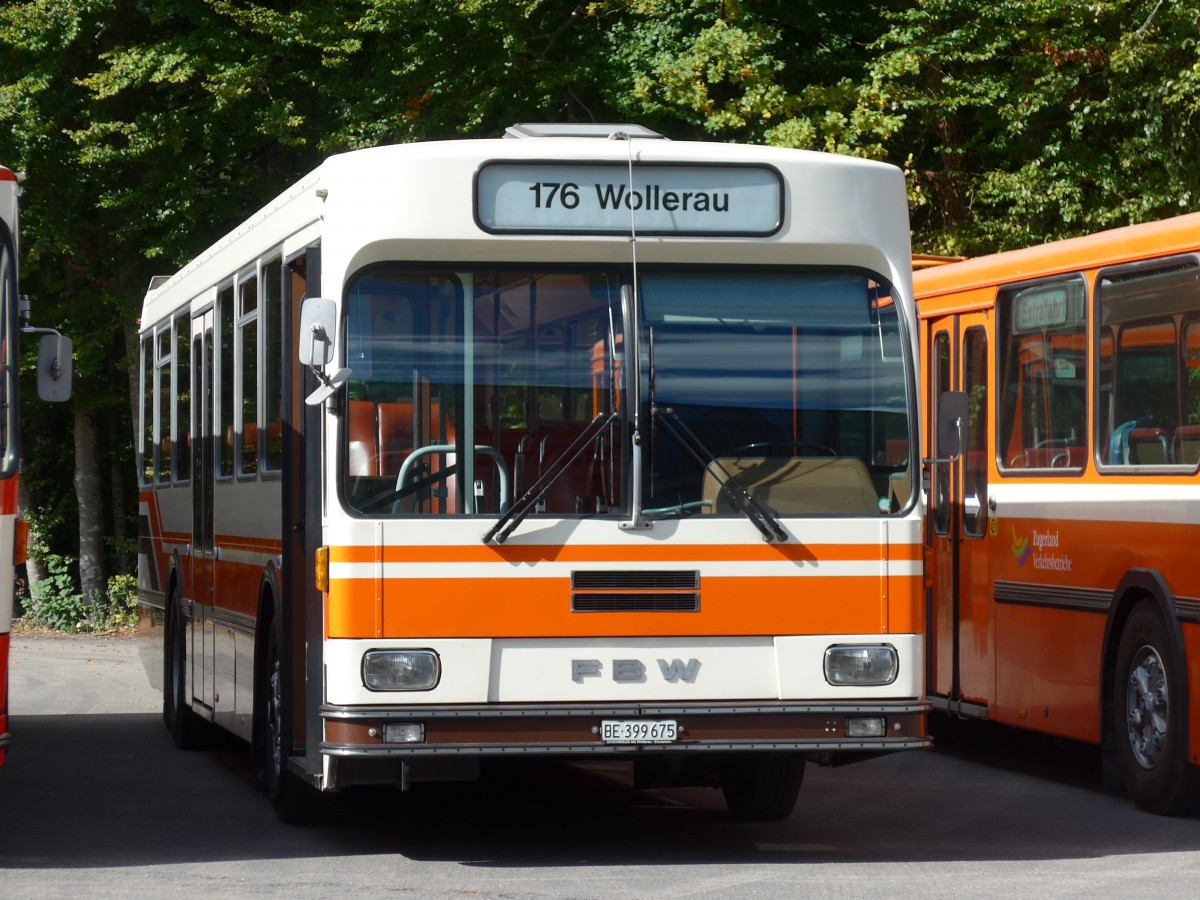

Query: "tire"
(163, 591), (203, 750)
(259, 617), (324, 824)
(719, 753), (805, 821)
(1113, 602), (1200, 815)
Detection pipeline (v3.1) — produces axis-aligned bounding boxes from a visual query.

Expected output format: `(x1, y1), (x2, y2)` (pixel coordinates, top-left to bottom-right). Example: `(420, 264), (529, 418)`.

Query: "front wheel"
(1113, 602), (1200, 815)
(258, 617), (325, 823)
(719, 753), (805, 820)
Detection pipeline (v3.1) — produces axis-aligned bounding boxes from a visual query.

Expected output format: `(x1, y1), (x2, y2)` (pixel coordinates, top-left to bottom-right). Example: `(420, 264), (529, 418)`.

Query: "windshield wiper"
(652, 406), (788, 543)
(482, 412), (617, 544)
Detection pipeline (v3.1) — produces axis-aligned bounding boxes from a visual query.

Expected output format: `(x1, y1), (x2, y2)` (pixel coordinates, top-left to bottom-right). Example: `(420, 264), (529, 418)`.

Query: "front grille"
(570, 570), (700, 613)
(571, 570), (700, 590)
(572, 592), (701, 613)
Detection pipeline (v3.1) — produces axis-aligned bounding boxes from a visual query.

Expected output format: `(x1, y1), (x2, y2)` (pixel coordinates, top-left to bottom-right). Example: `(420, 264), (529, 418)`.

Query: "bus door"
(926, 312), (993, 718)
(282, 249), (322, 777)
(191, 308), (216, 712)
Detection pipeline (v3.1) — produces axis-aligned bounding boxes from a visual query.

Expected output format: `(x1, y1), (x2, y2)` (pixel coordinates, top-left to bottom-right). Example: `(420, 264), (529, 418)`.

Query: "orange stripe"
(215, 534), (283, 554)
(325, 573), (922, 639)
(331, 541), (919, 565)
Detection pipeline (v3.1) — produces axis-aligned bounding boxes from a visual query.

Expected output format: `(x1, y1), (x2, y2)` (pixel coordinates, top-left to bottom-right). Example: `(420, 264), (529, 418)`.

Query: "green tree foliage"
(0, 0), (1198, 599)
(862, 0), (1200, 253)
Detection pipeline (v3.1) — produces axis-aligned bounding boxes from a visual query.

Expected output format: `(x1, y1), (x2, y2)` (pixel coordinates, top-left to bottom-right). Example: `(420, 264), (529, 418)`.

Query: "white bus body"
(137, 126), (926, 820)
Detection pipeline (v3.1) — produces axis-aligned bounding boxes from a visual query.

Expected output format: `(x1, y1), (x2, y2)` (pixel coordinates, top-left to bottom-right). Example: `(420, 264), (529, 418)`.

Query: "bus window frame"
(235, 267), (260, 482)
(1093, 253), (1200, 475)
(960, 325), (988, 540)
(995, 273), (1089, 477)
(139, 332), (154, 486)
(215, 281), (236, 482)
(260, 255), (284, 477)
(172, 311), (191, 484)
(154, 322), (173, 486)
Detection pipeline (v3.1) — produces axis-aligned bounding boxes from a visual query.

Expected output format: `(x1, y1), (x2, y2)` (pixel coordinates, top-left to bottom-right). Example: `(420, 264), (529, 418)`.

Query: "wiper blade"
(653, 407), (788, 543)
(483, 412), (617, 544)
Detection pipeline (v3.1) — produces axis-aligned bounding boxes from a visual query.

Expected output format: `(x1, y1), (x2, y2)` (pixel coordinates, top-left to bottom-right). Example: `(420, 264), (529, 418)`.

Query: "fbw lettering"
(571, 658), (701, 684)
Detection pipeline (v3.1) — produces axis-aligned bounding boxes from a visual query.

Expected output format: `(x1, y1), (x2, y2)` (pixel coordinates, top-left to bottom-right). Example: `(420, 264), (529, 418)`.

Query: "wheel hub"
(1125, 645), (1168, 770)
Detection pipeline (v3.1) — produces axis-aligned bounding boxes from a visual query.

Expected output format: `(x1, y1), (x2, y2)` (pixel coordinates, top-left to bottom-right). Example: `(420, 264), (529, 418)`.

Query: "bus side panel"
(987, 507), (1200, 746)
(1186, 621), (1200, 765)
(993, 601), (1105, 742)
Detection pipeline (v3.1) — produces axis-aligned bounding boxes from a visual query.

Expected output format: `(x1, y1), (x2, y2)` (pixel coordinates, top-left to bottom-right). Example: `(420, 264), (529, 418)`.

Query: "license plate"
(600, 719), (678, 745)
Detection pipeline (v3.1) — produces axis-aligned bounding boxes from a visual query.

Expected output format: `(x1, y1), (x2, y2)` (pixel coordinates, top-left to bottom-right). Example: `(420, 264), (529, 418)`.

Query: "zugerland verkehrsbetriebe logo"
(1012, 526), (1072, 571)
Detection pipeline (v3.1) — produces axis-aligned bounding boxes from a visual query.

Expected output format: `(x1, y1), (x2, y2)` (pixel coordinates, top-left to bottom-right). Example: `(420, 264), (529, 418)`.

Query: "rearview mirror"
(298, 297), (336, 366)
(297, 296), (351, 405)
(37, 333), (72, 402)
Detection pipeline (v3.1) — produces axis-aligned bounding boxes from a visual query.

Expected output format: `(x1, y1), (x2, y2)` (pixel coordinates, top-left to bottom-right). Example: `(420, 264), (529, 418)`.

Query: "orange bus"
(0, 164), (71, 766)
(915, 211), (1200, 814)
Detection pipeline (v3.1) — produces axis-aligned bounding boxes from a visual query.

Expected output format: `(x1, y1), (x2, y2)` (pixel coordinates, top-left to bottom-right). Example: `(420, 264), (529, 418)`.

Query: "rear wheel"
(719, 753), (805, 820)
(1114, 602), (1200, 815)
(163, 590), (203, 750)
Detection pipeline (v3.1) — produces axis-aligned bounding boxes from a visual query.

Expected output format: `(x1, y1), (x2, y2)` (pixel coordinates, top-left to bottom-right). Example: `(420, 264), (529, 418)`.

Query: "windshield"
(340, 266), (911, 519)
(639, 271), (910, 518)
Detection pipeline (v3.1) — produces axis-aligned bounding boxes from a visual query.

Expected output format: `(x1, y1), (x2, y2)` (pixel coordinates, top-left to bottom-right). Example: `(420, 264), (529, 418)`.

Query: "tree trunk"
(74, 407), (105, 603)
(108, 412), (130, 574)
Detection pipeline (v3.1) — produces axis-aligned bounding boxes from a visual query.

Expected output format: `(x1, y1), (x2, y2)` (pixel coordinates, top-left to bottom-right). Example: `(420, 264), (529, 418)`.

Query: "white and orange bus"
(915, 211), (1200, 814)
(136, 124), (926, 821)
(0, 164), (71, 767)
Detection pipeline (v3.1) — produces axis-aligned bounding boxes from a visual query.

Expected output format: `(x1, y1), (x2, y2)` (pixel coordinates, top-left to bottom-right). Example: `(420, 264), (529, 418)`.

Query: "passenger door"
(926, 312), (994, 716)
(190, 308), (216, 713)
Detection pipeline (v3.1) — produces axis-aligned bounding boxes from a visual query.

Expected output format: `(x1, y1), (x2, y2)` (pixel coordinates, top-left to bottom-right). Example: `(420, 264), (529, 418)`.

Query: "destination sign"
(1012, 281), (1085, 333)
(475, 162), (783, 236)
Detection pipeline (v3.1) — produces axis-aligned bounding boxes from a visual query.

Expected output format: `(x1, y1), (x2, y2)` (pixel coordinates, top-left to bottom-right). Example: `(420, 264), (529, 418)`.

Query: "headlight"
(823, 644), (898, 686)
(362, 649), (441, 691)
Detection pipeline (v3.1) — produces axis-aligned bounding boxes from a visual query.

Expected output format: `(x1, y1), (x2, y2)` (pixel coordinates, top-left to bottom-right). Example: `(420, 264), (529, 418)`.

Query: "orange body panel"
(326, 541), (920, 640)
(328, 571), (916, 640)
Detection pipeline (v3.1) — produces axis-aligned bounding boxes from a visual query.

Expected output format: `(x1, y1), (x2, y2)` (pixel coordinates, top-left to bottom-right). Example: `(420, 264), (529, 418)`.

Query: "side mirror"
(37, 333), (72, 402)
(298, 297), (336, 366)
(297, 296), (351, 405)
(936, 390), (968, 460)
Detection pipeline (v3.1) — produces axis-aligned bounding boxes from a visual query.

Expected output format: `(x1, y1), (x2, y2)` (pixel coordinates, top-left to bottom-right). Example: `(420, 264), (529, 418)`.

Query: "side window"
(155, 328), (171, 484)
(1098, 260), (1200, 467)
(998, 279), (1087, 471)
(1180, 321), (1200, 466)
(962, 327), (988, 538)
(174, 314), (190, 482)
(262, 258), (283, 472)
(237, 274), (258, 477)
(217, 284), (235, 477)
(140, 333), (154, 485)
